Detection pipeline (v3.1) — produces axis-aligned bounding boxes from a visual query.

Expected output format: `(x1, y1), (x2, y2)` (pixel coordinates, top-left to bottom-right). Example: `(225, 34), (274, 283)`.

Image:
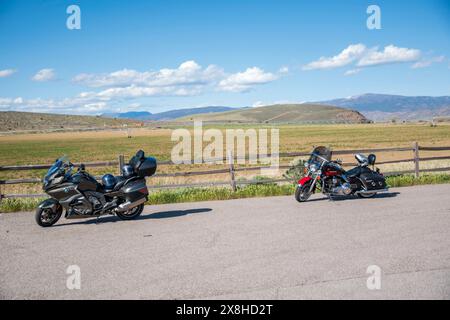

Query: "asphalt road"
(1, 184), (450, 300)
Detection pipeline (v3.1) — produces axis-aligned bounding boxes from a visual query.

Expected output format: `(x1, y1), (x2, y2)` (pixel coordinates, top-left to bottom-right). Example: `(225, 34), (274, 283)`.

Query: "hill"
(101, 111), (152, 119)
(0, 111), (142, 132)
(101, 106), (237, 121)
(315, 93), (450, 121)
(174, 104), (368, 123)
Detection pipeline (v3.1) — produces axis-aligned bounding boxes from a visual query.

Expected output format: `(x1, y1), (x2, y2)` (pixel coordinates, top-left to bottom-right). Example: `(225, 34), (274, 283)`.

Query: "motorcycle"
(295, 146), (388, 202)
(35, 150), (157, 227)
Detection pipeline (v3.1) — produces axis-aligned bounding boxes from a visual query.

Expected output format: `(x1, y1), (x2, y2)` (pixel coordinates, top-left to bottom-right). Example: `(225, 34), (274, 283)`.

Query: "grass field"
(1, 122), (450, 205)
(0, 111), (141, 132)
(2, 122), (450, 165)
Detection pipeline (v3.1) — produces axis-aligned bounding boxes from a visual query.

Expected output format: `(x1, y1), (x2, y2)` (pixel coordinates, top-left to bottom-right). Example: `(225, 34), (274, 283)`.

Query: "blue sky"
(0, 0), (449, 114)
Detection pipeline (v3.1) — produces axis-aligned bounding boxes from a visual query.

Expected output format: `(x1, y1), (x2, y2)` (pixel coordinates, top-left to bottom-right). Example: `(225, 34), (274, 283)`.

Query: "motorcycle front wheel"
(295, 183), (313, 202)
(35, 205), (62, 227)
(116, 203), (144, 220)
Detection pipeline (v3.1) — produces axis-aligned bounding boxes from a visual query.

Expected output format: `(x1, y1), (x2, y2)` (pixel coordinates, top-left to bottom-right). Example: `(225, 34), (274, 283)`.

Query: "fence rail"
(1, 142), (450, 200)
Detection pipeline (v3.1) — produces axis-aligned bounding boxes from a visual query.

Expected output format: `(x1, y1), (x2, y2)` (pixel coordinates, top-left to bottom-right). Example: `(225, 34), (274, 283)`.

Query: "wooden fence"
(1, 142), (450, 200)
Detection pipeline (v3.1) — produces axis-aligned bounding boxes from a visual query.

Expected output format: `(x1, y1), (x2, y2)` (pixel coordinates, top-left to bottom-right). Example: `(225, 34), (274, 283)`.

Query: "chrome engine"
(328, 177), (353, 195)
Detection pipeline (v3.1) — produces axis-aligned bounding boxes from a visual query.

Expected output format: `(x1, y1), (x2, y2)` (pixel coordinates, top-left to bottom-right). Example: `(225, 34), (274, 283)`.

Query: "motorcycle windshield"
(308, 146), (332, 165)
(44, 156), (69, 182)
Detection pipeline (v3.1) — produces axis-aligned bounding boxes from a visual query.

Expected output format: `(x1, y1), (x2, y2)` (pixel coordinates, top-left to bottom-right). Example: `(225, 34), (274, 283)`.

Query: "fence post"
(413, 141), (420, 178)
(227, 150), (237, 192)
(118, 154), (125, 175)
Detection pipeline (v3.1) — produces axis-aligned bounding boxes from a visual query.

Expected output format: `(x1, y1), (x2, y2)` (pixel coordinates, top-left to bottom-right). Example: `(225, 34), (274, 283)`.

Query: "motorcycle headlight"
(310, 164), (317, 172)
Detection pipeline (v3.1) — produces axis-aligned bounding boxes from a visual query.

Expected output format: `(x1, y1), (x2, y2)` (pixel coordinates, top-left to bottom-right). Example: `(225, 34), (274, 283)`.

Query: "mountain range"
(314, 93), (450, 121)
(102, 106), (236, 121)
(100, 94), (450, 122)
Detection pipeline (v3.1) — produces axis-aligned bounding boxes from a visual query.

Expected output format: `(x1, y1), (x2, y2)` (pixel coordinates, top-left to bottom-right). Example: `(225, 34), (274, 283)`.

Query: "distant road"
(1, 184), (450, 299)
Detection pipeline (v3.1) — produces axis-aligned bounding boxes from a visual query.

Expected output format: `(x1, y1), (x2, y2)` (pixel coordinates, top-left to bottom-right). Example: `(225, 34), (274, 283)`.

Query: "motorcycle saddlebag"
(359, 172), (387, 191)
(121, 178), (149, 202)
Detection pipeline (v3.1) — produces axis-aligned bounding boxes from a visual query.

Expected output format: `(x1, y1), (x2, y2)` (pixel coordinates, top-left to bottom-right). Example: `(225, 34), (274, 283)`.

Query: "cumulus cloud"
(1, 60), (282, 114)
(303, 44), (422, 71)
(73, 60), (224, 88)
(74, 62), (277, 95)
(218, 67), (277, 92)
(96, 84), (202, 99)
(357, 45), (421, 67)
(32, 68), (56, 82)
(0, 93), (112, 114)
(303, 44), (367, 70)
(0, 69), (17, 78)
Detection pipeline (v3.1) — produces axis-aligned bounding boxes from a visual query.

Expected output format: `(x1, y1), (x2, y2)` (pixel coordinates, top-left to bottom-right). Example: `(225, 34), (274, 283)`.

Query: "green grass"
(385, 173), (450, 187)
(148, 183), (295, 205)
(1, 174), (449, 213)
(0, 197), (45, 213)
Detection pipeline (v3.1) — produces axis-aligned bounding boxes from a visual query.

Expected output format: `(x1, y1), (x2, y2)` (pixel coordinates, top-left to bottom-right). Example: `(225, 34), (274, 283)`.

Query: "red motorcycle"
(295, 146), (388, 202)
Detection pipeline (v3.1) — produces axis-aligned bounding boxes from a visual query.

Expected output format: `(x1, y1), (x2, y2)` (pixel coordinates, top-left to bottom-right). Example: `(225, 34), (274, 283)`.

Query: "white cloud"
(0, 69), (17, 78)
(218, 67), (277, 92)
(252, 101), (267, 108)
(344, 69), (362, 76)
(411, 55), (445, 69)
(73, 60), (224, 88)
(357, 45), (421, 67)
(32, 68), (56, 82)
(83, 102), (109, 112)
(303, 44), (367, 70)
(0, 94), (113, 114)
(252, 100), (305, 107)
(73, 61), (280, 96)
(278, 66), (289, 74)
(303, 44), (422, 71)
(2, 61), (283, 114)
(96, 84), (202, 99)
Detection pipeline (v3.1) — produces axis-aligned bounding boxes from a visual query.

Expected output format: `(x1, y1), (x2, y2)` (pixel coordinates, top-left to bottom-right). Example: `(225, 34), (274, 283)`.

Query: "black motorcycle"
(295, 146), (388, 202)
(35, 150), (156, 227)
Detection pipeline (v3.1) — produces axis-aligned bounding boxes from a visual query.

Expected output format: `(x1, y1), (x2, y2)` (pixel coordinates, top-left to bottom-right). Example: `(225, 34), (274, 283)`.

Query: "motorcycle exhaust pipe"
(115, 197), (146, 212)
(356, 188), (389, 195)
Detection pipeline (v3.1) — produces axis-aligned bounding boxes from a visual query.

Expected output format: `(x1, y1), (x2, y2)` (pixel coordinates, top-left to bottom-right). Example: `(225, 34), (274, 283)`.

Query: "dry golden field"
(1, 122), (450, 196)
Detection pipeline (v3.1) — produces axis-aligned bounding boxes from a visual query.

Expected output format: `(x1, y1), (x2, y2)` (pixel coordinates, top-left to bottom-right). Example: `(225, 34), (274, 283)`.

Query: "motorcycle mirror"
(78, 164), (85, 172)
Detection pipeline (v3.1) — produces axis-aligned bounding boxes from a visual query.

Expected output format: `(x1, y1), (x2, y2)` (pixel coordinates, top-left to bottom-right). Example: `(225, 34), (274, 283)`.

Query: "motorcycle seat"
(112, 176), (127, 191)
(345, 166), (372, 178)
(102, 176), (127, 192)
(345, 167), (362, 178)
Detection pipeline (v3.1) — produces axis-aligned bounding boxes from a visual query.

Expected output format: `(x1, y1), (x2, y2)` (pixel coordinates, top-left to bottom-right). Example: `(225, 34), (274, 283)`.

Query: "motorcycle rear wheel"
(295, 184), (313, 202)
(35, 205), (62, 227)
(116, 203), (144, 220)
